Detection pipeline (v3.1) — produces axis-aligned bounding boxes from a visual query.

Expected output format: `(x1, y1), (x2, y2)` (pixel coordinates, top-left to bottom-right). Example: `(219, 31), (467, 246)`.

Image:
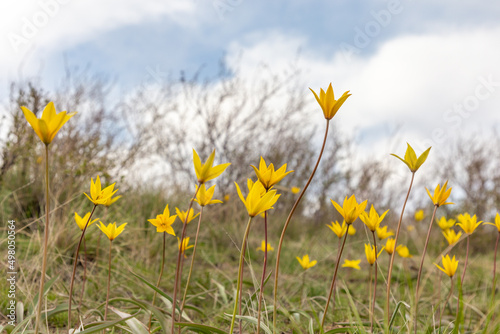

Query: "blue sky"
(1, 0), (500, 159)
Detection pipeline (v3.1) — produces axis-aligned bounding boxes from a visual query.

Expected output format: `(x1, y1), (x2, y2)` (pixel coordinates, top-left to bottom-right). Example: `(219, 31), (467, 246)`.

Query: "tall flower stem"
(94, 207), (109, 268)
(180, 208), (204, 318)
(273, 120), (330, 332)
(439, 278), (454, 333)
(230, 217), (254, 334)
(371, 231), (379, 333)
(79, 235), (88, 309)
(171, 184), (200, 334)
(256, 211), (269, 334)
(104, 239), (113, 321)
(385, 172), (415, 326)
(68, 204), (97, 330)
(34, 144), (50, 334)
(414, 205), (438, 333)
(321, 224), (350, 330)
(148, 232), (166, 333)
(456, 235), (470, 317)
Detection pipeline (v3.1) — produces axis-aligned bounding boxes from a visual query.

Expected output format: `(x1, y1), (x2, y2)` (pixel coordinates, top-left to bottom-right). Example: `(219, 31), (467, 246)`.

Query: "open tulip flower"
(235, 179), (280, 217)
(331, 194), (367, 225)
(148, 205), (177, 235)
(251, 156), (293, 191)
(21, 101), (77, 145)
(426, 181), (453, 207)
(434, 255), (459, 278)
(365, 244), (385, 265)
(360, 205), (389, 231)
(194, 184), (223, 207)
(309, 83), (351, 120)
(391, 143), (431, 173)
(376, 225), (394, 240)
(437, 216), (456, 231)
(326, 220), (347, 238)
(396, 245), (413, 258)
(74, 212), (99, 231)
(84, 175), (119, 206)
(485, 213), (500, 232)
(342, 259), (361, 270)
(297, 254), (317, 270)
(192, 149), (230, 184)
(443, 229), (462, 246)
(175, 207), (199, 224)
(97, 222), (127, 241)
(256, 241), (274, 252)
(457, 213), (483, 234)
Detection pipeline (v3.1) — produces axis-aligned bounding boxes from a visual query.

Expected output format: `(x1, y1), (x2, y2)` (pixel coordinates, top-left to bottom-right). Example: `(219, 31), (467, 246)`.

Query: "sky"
(1, 0), (500, 160)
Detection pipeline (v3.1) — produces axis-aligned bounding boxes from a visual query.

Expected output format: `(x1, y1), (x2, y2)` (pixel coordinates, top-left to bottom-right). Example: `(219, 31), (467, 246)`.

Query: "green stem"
(385, 172), (415, 328)
(321, 224), (350, 330)
(414, 204), (438, 333)
(273, 119), (330, 332)
(104, 240), (112, 321)
(171, 184), (200, 334)
(456, 235), (470, 319)
(371, 231), (378, 333)
(439, 278), (454, 333)
(256, 211), (268, 334)
(79, 235), (88, 310)
(148, 232), (166, 333)
(34, 144), (50, 334)
(229, 216), (254, 334)
(68, 204), (97, 330)
(180, 207), (204, 317)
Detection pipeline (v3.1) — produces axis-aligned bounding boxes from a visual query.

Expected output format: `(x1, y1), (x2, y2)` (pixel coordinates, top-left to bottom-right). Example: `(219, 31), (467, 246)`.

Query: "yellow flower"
(326, 220), (347, 239)
(331, 194), (367, 225)
(309, 83), (351, 120)
(485, 213), (500, 232)
(396, 245), (413, 258)
(192, 149), (231, 184)
(296, 254), (317, 270)
(175, 207), (200, 224)
(97, 222), (127, 241)
(407, 225), (415, 232)
(384, 238), (396, 255)
(342, 259), (361, 270)
(437, 217), (456, 231)
(84, 175), (118, 206)
(234, 179), (280, 217)
(148, 205), (177, 235)
(442, 229), (462, 246)
(291, 186), (300, 194)
(223, 194), (230, 202)
(348, 225), (356, 235)
(194, 184), (223, 207)
(391, 143), (431, 173)
(360, 205), (389, 231)
(102, 194), (122, 207)
(456, 213), (483, 234)
(74, 212), (99, 231)
(21, 101), (77, 145)
(414, 209), (425, 221)
(365, 244), (384, 265)
(426, 181), (453, 207)
(434, 255), (459, 278)
(251, 157), (293, 190)
(178, 237), (194, 255)
(256, 241), (274, 252)
(376, 225), (394, 240)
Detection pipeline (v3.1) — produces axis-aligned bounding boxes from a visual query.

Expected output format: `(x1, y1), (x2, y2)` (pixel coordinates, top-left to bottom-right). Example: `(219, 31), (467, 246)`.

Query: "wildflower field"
(1, 80), (499, 334)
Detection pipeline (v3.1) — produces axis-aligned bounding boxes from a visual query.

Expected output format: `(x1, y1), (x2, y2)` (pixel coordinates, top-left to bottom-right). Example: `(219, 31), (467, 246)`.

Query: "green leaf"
(110, 306), (148, 334)
(176, 322), (227, 334)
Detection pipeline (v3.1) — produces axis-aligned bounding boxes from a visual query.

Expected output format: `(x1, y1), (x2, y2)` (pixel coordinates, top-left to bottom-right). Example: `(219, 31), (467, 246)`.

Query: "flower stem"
(230, 216), (254, 334)
(171, 184), (200, 334)
(78, 235), (88, 310)
(371, 231), (378, 333)
(68, 204), (97, 331)
(414, 204), (438, 333)
(456, 235), (470, 318)
(321, 224), (350, 330)
(385, 172), (415, 327)
(256, 211), (268, 334)
(148, 232), (166, 333)
(34, 144), (50, 334)
(439, 278), (454, 332)
(180, 207), (204, 319)
(104, 239), (112, 321)
(273, 120), (330, 332)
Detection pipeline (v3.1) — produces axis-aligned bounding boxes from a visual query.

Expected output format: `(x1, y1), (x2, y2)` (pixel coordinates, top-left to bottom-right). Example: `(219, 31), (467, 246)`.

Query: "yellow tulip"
(296, 254), (317, 270)
(194, 184), (223, 207)
(331, 194), (367, 225)
(342, 259), (361, 270)
(485, 213), (500, 232)
(175, 207), (199, 224)
(192, 149), (230, 184)
(434, 255), (459, 277)
(309, 83), (351, 120)
(384, 238), (396, 255)
(376, 225), (394, 240)
(360, 205), (389, 231)
(97, 222), (127, 241)
(348, 225), (356, 235)
(391, 143), (431, 173)
(442, 229), (462, 246)
(291, 186), (300, 194)
(235, 179), (280, 217)
(426, 181), (453, 207)
(178, 237), (194, 255)
(414, 209), (424, 222)
(437, 216), (456, 231)
(148, 205), (177, 235)
(74, 212), (99, 231)
(251, 157), (293, 190)
(256, 241), (274, 252)
(83, 175), (118, 206)
(365, 244), (384, 265)
(457, 213), (483, 234)
(396, 245), (412, 258)
(326, 220), (347, 238)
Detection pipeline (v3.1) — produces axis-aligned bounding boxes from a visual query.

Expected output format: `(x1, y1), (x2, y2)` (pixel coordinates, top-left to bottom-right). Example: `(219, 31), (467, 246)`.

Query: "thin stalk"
(439, 278), (454, 332)
(230, 216), (254, 334)
(456, 235), (470, 317)
(34, 144), (50, 334)
(104, 240), (112, 321)
(256, 211), (269, 334)
(385, 172), (415, 326)
(94, 206), (109, 266)
(148, 232), (166, 333)
(414, 204), (438, 334)
(171, 183), (200, 334)
(273, 119), (330, 332)
(78, 235), (88, 309)
(321, 224), (350, 330)
(68, 204), (97, 330)
(483, 232), (500, 333)
(369, 264), (373, 328)
(371, 231), (379, 333)
(238, 230), (251, 334)
(180, 207), (204, 318)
